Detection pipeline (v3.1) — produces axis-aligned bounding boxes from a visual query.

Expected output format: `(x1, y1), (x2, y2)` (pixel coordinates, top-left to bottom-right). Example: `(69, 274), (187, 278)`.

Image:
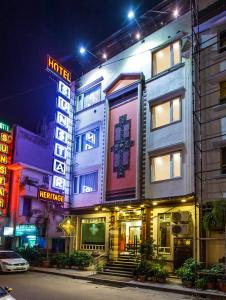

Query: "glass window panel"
(152, 101), (170, 128)
(221, 147), (226, 174)
(79, 172), (98, 193)
(73, 177), (78, 194)
(75, 136), (80, 152)
(22, 198), (31, 216)
(159, 221), (171, 248)
(172, 98), (181, 122)
(220, 81), (226, 102)
(76, 95), (83, 112)
(152, 154), (170, 181)
(220, 30), (226, 53)
(84, 86), (100, 109)
(173, 152), (181, 177)
(153, 45), (171, 75)
(81, 128), (99, 151)
(173, 41), (181, 65)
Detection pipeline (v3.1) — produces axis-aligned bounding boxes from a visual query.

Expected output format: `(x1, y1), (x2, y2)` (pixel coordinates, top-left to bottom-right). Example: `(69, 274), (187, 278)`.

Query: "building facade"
(69, 0), (197, 271)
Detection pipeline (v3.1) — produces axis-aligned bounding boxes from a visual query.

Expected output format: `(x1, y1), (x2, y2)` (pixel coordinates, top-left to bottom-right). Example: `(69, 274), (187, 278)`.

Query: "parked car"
(0, 251), (29, 273)
(0, 286), (15, 300)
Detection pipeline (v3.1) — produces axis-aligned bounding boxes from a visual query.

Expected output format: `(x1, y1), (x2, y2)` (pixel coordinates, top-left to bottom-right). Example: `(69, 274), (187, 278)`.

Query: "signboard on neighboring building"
(3, 227), (14, 236)
(46, 55), (72, 193)
(38, 188), (65, 203)
(47, 55), (71, 84)
(15, 224), (38, 237)
(0, 122), (12, 215)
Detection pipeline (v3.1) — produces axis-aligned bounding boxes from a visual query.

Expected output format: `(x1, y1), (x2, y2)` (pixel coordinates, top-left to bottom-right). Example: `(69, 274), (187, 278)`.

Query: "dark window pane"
(73, 177), (78, 194)
(222, 147), (226, 174)
(220, 30), (226, 53)
(22, 198), (31, 216)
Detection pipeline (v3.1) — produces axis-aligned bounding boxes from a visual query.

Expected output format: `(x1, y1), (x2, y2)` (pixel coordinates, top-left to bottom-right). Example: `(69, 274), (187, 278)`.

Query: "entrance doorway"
(119, 220), (141, 253)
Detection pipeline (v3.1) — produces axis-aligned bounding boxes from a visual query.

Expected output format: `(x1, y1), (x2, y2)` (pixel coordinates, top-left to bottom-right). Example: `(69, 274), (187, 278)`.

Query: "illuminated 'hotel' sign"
(47, 55), (71, 84)
(0, 122), (12, 214)
(47, 56), (72, 192)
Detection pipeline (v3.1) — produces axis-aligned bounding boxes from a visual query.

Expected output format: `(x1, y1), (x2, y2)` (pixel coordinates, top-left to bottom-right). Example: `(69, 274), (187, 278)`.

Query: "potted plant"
(195, 278), (206, 290)
(155, 269), (168, 283)
(176, 258), (198, 288)
(51, 253), (69, 269)
(133, 260), (149, 282)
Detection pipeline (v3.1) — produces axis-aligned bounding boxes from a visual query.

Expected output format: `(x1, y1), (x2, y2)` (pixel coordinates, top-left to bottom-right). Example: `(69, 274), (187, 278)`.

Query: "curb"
(30, 268), (226, 299)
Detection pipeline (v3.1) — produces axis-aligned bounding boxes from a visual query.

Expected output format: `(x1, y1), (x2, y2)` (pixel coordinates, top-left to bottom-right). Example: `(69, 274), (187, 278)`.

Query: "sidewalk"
(30, 267), (226, 299)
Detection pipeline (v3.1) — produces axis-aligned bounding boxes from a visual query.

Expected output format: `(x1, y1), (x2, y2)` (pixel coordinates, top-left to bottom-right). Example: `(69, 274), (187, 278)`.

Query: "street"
(0, 272), (195, 300)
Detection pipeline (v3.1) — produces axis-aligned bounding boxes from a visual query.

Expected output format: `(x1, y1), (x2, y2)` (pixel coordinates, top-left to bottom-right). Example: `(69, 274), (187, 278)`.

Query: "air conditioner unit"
(171, 211), (191, 223)
(171, 224), (190, 235)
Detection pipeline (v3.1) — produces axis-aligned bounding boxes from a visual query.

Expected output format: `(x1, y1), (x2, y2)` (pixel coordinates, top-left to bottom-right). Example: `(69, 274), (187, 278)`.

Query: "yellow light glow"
(153, 202), (158, 206)
(102, 208), (106, 211)
(115, 206), (119, 210)
(94, 207), (99, 211)
(140, 204), (144, 208)
(181, 199), (187, 203)
(155, 157), (162, 166)
(157, 51), (163, 58)
(127, 205), (131, 209)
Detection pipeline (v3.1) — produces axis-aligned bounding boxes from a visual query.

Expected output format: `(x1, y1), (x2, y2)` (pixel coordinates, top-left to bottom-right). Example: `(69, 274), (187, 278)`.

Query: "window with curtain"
(220, 81), (226, 103)
(151, 151), (182, 182)
(79, 172), (98, 193)
(83, 85), (101, 109)
(152, 97), (181, 129)
(158, 213), (171, 254)
(152, 40), (181, 76)
(75, 128), (99, 152)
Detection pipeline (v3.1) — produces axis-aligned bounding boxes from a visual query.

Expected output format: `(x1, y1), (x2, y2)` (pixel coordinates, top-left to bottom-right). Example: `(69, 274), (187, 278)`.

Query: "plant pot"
(182, 280), (193, 288)
(138, 275), (146, 282)
(218, 280), (226, 293)
(41, 260), (50, 268)
(206, 281), (216, 290)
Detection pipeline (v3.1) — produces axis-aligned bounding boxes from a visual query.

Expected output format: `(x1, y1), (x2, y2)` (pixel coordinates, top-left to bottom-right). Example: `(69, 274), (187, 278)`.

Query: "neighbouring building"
(6, 125), (67, 252)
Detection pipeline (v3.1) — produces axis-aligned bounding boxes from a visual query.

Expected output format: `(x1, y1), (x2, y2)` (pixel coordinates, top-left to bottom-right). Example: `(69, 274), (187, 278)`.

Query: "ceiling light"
(135, 32), (141, 40)
(173, 8), (179, 18)
(181, 199), (187, 203)
(153, 202), (158, 206)
(79, 47), (86, 54)
(102, 53), (107, 60)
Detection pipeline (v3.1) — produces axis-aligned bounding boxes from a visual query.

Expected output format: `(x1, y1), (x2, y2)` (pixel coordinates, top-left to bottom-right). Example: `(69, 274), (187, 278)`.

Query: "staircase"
(98, 253), (140, 278)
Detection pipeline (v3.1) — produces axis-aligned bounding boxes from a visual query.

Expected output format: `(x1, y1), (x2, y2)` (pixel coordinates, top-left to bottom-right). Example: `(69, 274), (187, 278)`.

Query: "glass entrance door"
(119, 220), (141, 254)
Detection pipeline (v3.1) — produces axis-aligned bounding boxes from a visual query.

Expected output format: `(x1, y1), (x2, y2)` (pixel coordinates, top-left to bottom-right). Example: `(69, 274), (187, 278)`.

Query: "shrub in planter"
(16, 246), (40, 264)
(195, 278), (206, 290)
(155, 269), (169, 283)
(133, 260), (150, 281)
(51, 253), (69, 268)
(69, 251), (92, 269)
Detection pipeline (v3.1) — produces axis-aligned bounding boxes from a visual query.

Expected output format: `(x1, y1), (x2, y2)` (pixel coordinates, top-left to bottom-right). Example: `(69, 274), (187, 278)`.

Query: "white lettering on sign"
(54, 143), (67, 160)
(58, 81), (71, 100)
(52, 175), (65, 190)
(53, 159), (66, 175)
(56, 111), (69, 129)
(55, 127), (68, 144)
(57, 96), (70, 114)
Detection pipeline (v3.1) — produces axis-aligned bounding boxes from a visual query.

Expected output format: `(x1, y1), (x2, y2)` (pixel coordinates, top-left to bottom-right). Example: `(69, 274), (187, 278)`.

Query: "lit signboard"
(47, 55), (71, 84)
(3, 227), (14, 236)
(15, 225), (38, 237)
(46, 56), (72, 192)
(0, 122), (12, 215)
(38, 188), (65, 203)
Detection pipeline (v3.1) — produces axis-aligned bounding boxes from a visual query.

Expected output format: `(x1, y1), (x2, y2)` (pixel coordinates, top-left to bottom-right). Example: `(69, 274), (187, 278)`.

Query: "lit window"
(151, 152), (181, 182)
(158, 213), (171, 254)
(79, 172), (98, 193)
(152, 97), (181, 129)
(76, 85), (101, 112)
(219, 30), (226, 53)
(152, 41), (181, 76)
(221, 147), (226, 174)
(75, 128), (99, 152)
(220, 81), (226, 103)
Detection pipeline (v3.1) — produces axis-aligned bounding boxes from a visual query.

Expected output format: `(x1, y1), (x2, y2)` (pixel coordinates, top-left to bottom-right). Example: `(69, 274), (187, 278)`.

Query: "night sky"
(0, 0), (158, 133)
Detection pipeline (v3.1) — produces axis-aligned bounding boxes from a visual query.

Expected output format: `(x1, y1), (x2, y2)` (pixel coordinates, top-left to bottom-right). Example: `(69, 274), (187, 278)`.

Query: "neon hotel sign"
(47, 55), (72, 192)
(0, 122), (12, 212)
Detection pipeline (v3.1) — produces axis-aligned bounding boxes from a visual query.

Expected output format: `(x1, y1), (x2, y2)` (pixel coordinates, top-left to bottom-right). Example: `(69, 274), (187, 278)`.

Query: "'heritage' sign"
(47, 55), (71, 83)
(38, 188), (65, 203)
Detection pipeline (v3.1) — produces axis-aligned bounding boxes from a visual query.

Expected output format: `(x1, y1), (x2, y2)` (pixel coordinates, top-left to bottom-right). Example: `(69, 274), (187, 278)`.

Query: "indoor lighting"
(127, 205), (131, 209)
(140, 204), (145, 208)
(79, 47), (86, 54)
(181, 199), (187, 203)
(128, 10), (135, 20)
(102, 208), (106, 211)
(94, 207), (99, 211)
(115, 206), (119, 210)
(153, 202), (158, 206)
(155, 157), (162, 166)
(173, 8), (179, 18)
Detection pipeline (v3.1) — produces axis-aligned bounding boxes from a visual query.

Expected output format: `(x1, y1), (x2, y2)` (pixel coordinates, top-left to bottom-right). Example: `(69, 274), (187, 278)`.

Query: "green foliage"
(139, 238), (157, 260)
(203, 201), (226, 231)
(133, 260), (150, 276)
(69, 251), (92, 267)
(201, 263), (225, 283)
(195, 278), (206, 289)
(176, 258), (199, 284)
(16, 247), (41, 263)
(51, 253), (69, 268)
(134, 259), (168, 280)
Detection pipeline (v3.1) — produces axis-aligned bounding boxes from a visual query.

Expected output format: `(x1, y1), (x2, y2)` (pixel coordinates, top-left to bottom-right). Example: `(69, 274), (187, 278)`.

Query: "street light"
(79, 47), (86, 55)
(128, 10), (135, 20)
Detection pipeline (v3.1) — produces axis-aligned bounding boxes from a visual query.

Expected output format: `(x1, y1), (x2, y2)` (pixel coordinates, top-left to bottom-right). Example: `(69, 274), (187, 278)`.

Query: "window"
(220, 81), (226, 103)
(221, 147), (226, 174)
(75, 128), (99, 152)
(152, 40), (181, 75)
(219, 30), (226, 53)
(152, 97), (181, 129)
(73, 172), (98, 194)
(151, 151), (181, 182)
(76, 85), (101, 112)
(158, 213), (171, 254)
(22, 198), (31, 216)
